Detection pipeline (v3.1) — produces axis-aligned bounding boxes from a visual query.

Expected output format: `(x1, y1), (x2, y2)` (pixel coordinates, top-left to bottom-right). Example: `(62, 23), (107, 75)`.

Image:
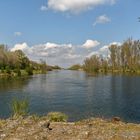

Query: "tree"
(83, 38), (140, 74)
(83, 55), (100, 73)
(109, 44), (118, 71)
(40, 59), (47, 73)
(15, 50), (30, 69)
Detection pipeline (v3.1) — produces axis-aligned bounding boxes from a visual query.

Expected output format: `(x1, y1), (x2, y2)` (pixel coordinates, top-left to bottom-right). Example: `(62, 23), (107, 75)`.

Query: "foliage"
(5, 66), (11, 74)
(51, 65), (61, 70)
(83, 55), (100, 73)
(13, 68), (21, 76)
(11, 98), (29, 118)
(47, 112), (68, 122)
(68, 64), (82, 70)
(39, 59), (47, 73)
(83, 39), (140, 74)
(0, 45), (52, 76)
(25, 67), (33, 75)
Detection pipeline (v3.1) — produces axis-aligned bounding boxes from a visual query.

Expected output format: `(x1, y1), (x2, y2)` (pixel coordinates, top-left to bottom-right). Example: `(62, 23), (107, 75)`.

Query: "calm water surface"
(0, 70), (140, 123)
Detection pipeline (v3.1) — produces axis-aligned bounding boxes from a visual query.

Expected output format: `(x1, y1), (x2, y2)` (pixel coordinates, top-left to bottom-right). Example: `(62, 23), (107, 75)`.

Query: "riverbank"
(0, 116), (140, 140)
(0, 67), (61, 78)
(0, 69), (46, 77)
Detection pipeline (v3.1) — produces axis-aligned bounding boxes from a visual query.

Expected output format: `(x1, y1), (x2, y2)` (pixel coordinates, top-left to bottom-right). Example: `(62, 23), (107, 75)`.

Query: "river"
(0, 70), (140, 123)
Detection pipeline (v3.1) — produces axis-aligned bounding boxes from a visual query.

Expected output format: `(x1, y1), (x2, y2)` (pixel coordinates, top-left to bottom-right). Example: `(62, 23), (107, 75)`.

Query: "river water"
(0, 70), (140, 122)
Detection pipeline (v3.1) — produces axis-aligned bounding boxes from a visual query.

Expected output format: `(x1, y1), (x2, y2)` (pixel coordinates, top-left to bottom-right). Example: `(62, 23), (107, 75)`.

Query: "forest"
(83, 39), (140, 74)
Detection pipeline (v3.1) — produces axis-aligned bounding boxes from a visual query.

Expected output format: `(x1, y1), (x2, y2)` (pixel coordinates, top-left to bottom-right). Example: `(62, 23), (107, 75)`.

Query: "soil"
(0, 116), (140, 140)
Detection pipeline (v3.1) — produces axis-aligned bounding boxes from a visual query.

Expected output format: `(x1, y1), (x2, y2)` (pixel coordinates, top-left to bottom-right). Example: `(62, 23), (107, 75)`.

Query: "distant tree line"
(0, 44), (59, 76)
(68, 64), (82, 70)
(83, 39), (140, 74)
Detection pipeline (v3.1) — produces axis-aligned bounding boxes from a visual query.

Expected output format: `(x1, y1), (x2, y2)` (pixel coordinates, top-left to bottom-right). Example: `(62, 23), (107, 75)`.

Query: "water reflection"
(0, 77), (30, 92)
(0, 70), (140, 122)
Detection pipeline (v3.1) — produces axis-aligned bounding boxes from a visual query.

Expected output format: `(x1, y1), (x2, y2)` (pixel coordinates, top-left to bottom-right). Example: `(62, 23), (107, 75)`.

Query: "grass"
(0, 120), (6, 128)
(10, 98), (68, 122)
(11, 98), (29, 118)
(31, 114), (40, 122)
(47, 112), (68, 122)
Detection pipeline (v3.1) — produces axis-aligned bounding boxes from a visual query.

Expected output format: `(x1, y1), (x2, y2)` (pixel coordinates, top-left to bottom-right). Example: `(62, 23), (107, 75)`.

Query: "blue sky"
(0, 0), (140, 67)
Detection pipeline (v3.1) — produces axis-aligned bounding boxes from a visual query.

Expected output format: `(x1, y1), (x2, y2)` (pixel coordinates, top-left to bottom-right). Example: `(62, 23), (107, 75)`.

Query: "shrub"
(26, 67), (33, 75)
(1, 67), (4, 73)
(47, 112), (68, 122)
(68, 64), (82, 70)
(5, 66), (11, 74)
(14, 68), (21, 76)
(11, 98), (29, 118)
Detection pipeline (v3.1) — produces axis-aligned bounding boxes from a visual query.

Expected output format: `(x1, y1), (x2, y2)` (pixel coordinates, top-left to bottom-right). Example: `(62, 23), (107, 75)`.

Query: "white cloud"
(99, 45), (109, 52)
(42, 0), (116, 14)
(44, 42), (58, 49)
(14, 32), (22, 36)
(93, 15), (111, 26)
(11, 43), (28, 52)
(87, 41), (121, 58)
(87, 51), (99, 58)
(83, 40), (100, 49)
(11, 40), (121, 67)
(10, 42), (81, 67)
(109, 42), (121, 46)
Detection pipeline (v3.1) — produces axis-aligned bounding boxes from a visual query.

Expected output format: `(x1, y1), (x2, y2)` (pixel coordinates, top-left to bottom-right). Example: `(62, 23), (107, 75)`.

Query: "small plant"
(31, 114), (40, 122)
(0, 120), (6, 128)
(47, 112), (68, 122)
(11, 98), (29, 118)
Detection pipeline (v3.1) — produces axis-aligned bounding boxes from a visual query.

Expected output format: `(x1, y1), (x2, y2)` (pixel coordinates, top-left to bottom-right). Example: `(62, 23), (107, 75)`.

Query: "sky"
(0, 0), (140, 67)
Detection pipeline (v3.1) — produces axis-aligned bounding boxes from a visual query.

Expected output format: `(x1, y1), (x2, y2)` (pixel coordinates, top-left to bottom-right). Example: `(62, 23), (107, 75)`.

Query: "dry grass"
(0, 117), (140, 140)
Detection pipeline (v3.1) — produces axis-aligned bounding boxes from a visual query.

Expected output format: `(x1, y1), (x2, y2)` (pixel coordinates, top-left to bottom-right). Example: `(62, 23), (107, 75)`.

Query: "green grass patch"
(11, 98), (29, 118)
(47, 112), (68, 122)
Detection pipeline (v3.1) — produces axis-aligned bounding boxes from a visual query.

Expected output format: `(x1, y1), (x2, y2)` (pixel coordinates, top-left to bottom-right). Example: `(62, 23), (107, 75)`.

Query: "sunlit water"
(0, 70), (140, 123)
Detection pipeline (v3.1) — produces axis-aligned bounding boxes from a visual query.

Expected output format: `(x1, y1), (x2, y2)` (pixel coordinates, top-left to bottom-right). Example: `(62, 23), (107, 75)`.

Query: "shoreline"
(0, 116), (140, 140)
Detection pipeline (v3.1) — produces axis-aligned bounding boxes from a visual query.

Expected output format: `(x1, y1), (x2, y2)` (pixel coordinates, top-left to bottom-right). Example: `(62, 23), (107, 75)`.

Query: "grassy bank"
(68, 64), (83, 71)
(0, 69), (45, 78)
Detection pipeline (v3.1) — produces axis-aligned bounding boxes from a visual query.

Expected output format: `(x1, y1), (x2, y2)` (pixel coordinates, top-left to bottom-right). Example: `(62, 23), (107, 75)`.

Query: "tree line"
(83, 39), (140, 74)
(0, 44), (58, 76)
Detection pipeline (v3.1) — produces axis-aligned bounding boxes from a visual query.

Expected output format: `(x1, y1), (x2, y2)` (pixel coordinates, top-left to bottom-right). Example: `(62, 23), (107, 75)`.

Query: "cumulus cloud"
(11, 43), (28, 52)
(41, 0), (116, 14)
(10, 42), (82, 67)
(11, 40), (121, 67)
(87, 42), (121, 58)
(14, 32), (22, 36)
(93, 15), (111, 26)
(32, 43), (74, 58)
(83, 40), (100, 49)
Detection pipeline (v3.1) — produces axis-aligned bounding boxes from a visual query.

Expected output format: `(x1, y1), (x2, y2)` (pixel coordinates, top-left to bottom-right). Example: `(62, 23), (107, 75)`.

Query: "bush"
(47, 112), (68, 122)
(68, 64), (82, 70)
(14, 68), (21, 76)
(5, 66), (11, 74)
(11, 98), (29, 118)
(1, 67), (4, 73)
(26, 67), (33, 75)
